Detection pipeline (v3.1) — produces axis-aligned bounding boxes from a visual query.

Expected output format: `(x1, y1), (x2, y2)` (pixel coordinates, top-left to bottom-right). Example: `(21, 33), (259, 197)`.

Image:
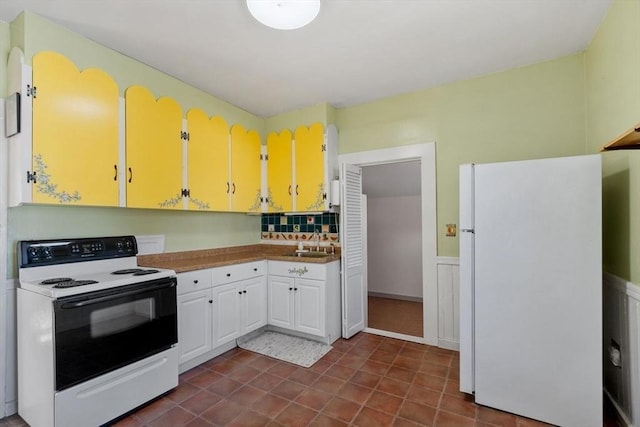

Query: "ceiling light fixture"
(246, 0), (320, 30)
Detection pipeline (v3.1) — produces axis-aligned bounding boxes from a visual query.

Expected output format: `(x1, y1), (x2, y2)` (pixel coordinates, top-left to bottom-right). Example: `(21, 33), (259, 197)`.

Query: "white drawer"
(267, 260), (327, 280)
(213, 261), (265, 285)
(177, 269), (212, 295)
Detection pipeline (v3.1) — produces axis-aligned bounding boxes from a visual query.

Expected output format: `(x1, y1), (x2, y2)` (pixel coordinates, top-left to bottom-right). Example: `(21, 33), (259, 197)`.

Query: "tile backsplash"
(260, 213), (340, 245)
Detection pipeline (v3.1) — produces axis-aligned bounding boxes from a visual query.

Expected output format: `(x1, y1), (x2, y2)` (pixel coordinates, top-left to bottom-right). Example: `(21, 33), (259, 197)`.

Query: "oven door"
(53, 277), (177, 391)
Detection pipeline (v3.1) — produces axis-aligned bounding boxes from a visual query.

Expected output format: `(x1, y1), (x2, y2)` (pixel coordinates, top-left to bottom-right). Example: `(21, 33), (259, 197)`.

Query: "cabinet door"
(230, 124), (262, 212)
(125, 85), (183, 209)
(212, 282), (241, 348)
(295, 278), (325, 337)
(268, 276), (295, 330)
(266, 130), (293, 212)
(294, 123), (325, 211)
(186, 109), (229, 211)
(32, 51), (119, 206)
(177, 289), (212, 364)
(242, 276), (267, 334)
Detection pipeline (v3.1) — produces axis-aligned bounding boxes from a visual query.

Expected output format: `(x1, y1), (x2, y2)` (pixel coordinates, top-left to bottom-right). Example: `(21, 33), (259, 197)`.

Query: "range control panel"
(19, 236), (138, 268)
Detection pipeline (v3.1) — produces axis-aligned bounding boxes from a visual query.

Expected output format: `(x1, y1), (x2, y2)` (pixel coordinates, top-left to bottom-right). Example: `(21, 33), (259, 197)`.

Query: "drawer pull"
(227, 273), (231, 277)
(238, 291), (242, 295)
(289, 287), (293, 291)
(253, 268), (258, 272)
(209, 299), (213, 304)
(243, 290), (247, 294)
(193, 280), (198, 284)
(294, 288), (298, 291)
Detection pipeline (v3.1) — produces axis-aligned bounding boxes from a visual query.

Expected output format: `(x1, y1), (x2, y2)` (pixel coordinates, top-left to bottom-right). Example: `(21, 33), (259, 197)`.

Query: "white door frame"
(339, 142), (438, 346)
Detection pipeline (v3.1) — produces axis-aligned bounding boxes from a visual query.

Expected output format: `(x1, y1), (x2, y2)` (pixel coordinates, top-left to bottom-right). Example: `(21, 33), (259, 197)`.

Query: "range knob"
(124, 239), (133, 249)
(116, 241), (124, 249)
(27, 247), (38, 259)
(42, 247), (52, 258)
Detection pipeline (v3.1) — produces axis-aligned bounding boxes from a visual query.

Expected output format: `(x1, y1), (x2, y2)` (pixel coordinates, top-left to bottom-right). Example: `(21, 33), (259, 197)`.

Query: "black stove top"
(39, 278), (100, 289)
(112, 268), (160, 276)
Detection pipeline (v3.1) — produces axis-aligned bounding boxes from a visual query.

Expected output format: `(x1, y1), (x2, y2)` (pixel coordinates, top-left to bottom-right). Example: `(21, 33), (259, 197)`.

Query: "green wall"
(338, 54), (587, 257)
(586, 0), (640, 283)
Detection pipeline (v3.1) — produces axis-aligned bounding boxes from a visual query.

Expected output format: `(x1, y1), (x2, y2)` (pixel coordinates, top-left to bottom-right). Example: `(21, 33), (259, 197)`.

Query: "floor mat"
(237, 330), (332, 368)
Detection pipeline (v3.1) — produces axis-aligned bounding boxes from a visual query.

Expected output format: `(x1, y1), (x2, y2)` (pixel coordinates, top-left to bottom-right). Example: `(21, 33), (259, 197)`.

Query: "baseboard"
(4, 401), (16, 417)
(363, 328), (425, 344)
(438, 338), (459, 351)
(367, 292), (423, 303)
(604, 388), (632, 427)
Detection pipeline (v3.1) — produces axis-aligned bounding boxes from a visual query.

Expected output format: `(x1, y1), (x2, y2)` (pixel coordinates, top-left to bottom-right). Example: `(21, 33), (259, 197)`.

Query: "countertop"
(137, 244), (340, 273)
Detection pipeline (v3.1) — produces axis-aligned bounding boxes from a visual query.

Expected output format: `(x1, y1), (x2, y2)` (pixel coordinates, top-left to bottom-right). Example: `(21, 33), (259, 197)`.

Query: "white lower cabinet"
(267, 260), (340, 343)
(176, 261), (266, 367)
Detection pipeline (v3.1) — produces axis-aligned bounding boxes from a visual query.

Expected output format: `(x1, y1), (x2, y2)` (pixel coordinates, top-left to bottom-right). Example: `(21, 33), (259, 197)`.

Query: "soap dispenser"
(297, 239), (304, 252)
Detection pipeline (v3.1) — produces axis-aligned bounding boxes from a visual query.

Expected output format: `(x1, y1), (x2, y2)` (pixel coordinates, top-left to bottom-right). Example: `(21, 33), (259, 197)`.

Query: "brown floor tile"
(309, 413), (349, 426)
(289, 367), (321, 385)
(227, 365), (262, 383)
(184, 417), (214, 427)
(251, 394), (290, 418)
(332, 340), (355, 352)
(322, 397), (361, 423)
(338, 381), (373, 405)
(188, 370), (224, 388)
(180, 366), (207, 381)
(228, 385), (267, 405)
(268, 362), (299, 378)
(312, 375), (347, 394)
(377, 377), (411, 398)
(320, 350), (344, 363)
(148, 406), (195, 427)
(201, 399), (244, 425)
(111, 415), (144, 427)
(251, 355), (280, 371)
(386, 366), (416, 383)
(353, 406), (395, 426)
(350, 370), (383, 388)
(361, 359), (391, 376)
(324, 363), (357, 380)
(406, 384), (441, 407)
(477, 405), (517, 427)
(208, 358), (241, 375)
(180, 389), (223, 415)
(370, 349), (398, 364)
(443, 378), (461, 395)
(296, 387), (334, 411)
(392, 355), (421, 371)
(366, 390), (404, 416)
(347, 345), (376, 358)
(227, 410), (272, 427)
(271, 379), (307, 400)
(275, 402), (319, 426)
(377, 340), (404, 354)
(419, 360), (450, 378)
(393, 417), (423, 427)
(516, 416), (556, 427)
(166, 382), (200, 404)
(398, 347), (426, 360)
(422, 352), (453, 367)
(206, 377), (243, 396)
(250, 372), (285, 391)
(309, 359), (333, 374)
(397, 400), (437, 425)
(134, 397), (175, 423)
(335, 353), (367, 369)
(414, 372), (447, 392)
(433, 409), (475, 427)
(439, 394), (477, 419)
(229, 349), (259, 364)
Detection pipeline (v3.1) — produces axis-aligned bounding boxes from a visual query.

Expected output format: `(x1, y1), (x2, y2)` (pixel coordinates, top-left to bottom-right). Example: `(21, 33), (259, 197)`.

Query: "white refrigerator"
(459, 155), (602, 427)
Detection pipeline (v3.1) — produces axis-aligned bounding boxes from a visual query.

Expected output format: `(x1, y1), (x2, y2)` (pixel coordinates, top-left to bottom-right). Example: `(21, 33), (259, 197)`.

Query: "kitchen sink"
(292, 251), (333, 258)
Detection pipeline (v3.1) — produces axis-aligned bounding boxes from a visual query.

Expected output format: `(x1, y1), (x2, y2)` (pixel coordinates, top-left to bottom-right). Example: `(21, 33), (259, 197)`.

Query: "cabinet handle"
(253, 268), (258, 272)
(226, 182), (230, 194)
(288, 185), (292, 196)
(209, 299), (213, 304)
(295, 185), (299, 195)
(243, 290), (247, 294)
(193, 280), (198, 284)
(232, 183), (236, 194)
(289, 287), (293, 291)
(113, 165), (117, 181)
(227, 273), (231, 277)
(294, 288), (298, 291)
(128, 167), (133, 183)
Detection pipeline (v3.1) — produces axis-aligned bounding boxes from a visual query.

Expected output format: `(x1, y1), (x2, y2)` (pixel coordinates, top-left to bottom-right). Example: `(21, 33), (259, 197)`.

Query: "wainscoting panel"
(437, 257), (459, 350)
(604, 272), (640, 427)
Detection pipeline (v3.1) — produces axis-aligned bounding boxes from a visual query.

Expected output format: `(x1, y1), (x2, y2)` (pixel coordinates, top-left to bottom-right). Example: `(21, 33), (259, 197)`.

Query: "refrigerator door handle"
(461, 228), (474, 233)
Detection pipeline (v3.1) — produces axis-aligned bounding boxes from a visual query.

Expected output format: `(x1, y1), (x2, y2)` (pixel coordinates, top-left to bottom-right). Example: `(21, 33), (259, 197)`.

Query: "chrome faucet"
(313, 230), (320, 251)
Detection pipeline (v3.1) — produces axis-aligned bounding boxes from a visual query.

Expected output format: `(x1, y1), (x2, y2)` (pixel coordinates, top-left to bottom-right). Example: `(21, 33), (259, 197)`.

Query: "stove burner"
(53, 280), (99, 289)
(111, 269), (145, 275)
(133, 269), (159, 276)
(40, 277), (74, 285)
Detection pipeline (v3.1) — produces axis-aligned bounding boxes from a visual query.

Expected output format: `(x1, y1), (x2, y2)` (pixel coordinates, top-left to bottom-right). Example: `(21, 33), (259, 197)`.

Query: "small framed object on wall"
(5, 92), (20, 137)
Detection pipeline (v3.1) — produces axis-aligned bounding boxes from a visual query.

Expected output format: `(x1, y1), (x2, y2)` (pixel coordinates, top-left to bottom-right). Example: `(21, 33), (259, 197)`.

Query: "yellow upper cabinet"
(230, 125), (262, 212)
(186, 109), (230, 211)
(294, 123), (325, 211)
(32, 51), (119, 206)
(266, 130), (293, 212)
(125, 85), (183, 209)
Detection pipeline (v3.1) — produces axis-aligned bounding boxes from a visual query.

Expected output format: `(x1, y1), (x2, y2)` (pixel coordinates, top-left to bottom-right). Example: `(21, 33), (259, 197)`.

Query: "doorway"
(339, 143), (437, 345)
(362, 161), (423, 338)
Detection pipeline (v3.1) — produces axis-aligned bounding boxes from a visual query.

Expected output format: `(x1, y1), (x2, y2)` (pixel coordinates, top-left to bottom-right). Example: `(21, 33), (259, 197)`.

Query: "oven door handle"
(59, 281), (175, 309)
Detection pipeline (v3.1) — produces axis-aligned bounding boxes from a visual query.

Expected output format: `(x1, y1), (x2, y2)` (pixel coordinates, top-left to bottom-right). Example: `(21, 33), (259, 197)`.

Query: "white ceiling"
(0, 0), (611, 118)
(362, 161), (421, 198)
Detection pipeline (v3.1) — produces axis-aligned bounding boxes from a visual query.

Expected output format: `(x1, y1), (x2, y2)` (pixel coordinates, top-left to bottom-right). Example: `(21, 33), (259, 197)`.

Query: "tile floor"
(0, 332), (621, 427)
(368, 296), (423, 337)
